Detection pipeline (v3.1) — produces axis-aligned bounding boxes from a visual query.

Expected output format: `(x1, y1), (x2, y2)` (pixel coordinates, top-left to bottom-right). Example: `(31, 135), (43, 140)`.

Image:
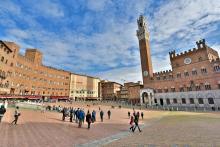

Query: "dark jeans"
(62, 115), (65, 121)
(129, 125), (134, 131)
(0, 116), (3, 123)
(87, 122), (91, 129)
(133, 122), (141, 132)
(11, 116), (19, 125)
(78, 120), (82, 128)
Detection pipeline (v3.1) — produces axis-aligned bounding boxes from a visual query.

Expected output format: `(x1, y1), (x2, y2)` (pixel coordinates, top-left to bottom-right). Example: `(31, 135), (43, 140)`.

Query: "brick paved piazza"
(0, 102), (220, 147)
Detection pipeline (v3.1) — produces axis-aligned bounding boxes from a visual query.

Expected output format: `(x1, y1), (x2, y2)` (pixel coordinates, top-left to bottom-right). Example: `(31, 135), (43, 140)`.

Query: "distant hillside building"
(99, 81), (122, 101)
(137, 15), (220, 109)
(117, 82), (143, 104)
(69, 73), (100, 101)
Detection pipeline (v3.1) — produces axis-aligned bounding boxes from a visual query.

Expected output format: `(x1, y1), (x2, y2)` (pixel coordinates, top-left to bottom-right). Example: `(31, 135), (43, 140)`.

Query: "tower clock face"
(184, 57), (192, 64)
(143, 70), (148, 76)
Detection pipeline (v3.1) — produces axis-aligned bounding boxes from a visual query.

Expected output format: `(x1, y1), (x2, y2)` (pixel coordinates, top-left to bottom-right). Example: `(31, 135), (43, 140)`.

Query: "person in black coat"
(141, 112), (144, 120)
(86, 110), (92, 129)
(70, 108), (73, 122)
(0, 105), (6, 123)
(107, 110), (111, 119)
(100, 110), (104, 122)
(62, 107), (66, 121)
(128, 111), (130, 118)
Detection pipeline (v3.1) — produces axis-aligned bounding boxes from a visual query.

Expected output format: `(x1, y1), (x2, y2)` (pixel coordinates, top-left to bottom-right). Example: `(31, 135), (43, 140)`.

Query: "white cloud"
(151, 0), (220, 42)
(87, 0), (109, 11)
(152, 55), (171, 72)
(147, 0), (220, 72)
(97, 65), (142, 84)
(27, 0), (64, 18)
(7, 29), (29, 39)
(1, 0), (220, 83)
(0, 1), (21, 15)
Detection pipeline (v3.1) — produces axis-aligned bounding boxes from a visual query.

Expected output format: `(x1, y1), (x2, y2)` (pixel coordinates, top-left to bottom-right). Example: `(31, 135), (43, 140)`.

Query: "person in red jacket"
(129, 116), (134, 131)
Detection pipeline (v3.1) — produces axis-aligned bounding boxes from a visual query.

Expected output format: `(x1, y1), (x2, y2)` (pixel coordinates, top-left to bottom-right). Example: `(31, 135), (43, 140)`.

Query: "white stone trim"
(154, 90), (220, 106)
(140, 88), (154, 105)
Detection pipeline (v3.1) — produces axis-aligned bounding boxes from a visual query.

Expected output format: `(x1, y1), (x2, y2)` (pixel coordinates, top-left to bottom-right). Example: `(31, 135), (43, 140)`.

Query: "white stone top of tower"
(136, 15), (149, 40)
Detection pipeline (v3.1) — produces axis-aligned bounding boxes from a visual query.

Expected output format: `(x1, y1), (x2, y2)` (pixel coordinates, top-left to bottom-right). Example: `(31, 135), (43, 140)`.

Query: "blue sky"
(0, 0), (220, 83)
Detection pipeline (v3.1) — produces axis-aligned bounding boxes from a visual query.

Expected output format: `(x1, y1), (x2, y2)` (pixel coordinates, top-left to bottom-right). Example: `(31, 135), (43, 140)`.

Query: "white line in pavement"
(74, 112), (170, 147)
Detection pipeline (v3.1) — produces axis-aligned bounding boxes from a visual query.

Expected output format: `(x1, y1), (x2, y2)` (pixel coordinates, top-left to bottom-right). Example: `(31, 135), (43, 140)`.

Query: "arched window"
(1, 56), (4, 62)
(184, 71), (189, 77)
(195, 84), (201, 91)
(173, 98), (177, 104)
(187, 87), (192, 91)
(181, 98), (186, 104)
(198, 98), (204, 104)
(214, 65), (220, 72)
(164, 88), (168, 93)
(201, 67), (207, 74)
(166, 99), (170, 105)
(192, 68), (197, 75)
(208, 98), (214, 104)
(171, 87), (175, 92)
(189, 98), (194, 104)
(177, 73), (181, 78)
(179, 87), (184, 92)
(204, 83), (211, 90)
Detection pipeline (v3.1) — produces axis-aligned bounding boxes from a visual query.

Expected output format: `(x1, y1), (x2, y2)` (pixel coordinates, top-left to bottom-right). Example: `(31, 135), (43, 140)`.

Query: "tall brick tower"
(136, 15), (153, 84)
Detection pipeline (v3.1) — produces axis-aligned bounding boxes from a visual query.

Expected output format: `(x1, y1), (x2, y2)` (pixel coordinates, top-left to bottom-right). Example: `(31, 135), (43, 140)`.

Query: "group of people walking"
(128, 110), (144, 133)
(1, 102), (144, 134)
(61, 106), (111, 129)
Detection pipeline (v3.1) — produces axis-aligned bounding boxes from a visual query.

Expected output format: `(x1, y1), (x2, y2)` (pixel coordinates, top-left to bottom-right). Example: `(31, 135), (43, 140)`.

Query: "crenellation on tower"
(196, 39), (206, 49)
(169, 50), (176, 59)
(169, 39), (208, 60)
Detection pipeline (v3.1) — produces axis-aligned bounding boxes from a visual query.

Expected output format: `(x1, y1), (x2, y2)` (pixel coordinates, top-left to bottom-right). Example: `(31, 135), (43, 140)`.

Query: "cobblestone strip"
(75, 112), (170, 147)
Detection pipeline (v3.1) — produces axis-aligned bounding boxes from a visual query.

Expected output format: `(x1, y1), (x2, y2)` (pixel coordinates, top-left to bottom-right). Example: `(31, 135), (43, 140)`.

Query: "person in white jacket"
(11, 106), (20, 125)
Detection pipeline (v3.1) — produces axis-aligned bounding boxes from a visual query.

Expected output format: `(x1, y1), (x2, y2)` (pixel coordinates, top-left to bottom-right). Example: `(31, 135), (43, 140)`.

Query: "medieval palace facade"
(137, 15), (220, 109)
